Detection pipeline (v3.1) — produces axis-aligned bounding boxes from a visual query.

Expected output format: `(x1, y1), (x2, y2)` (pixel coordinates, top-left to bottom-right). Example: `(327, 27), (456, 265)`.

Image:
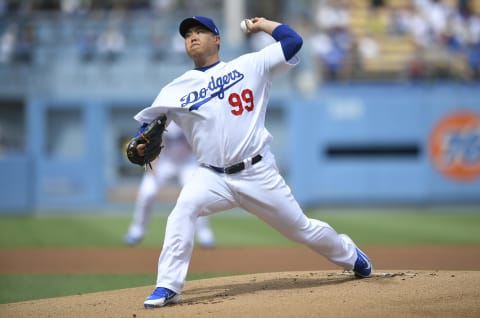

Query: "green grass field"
(1, 207), (479, 304)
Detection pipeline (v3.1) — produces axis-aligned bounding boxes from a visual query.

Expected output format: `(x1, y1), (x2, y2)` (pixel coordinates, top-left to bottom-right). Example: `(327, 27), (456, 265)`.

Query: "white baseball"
(240, 19), (252, 33)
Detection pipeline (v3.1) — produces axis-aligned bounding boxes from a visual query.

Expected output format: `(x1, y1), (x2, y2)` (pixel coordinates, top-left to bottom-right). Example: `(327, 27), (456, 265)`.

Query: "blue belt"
(206, 154), (263, 174)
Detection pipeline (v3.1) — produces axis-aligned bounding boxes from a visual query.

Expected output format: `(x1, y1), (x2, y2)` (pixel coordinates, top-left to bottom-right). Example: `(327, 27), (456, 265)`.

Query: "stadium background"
(1, 0), (480, 212)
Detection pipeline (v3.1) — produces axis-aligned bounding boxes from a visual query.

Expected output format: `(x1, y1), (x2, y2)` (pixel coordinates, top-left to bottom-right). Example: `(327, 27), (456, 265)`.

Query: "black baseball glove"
(126, 113), (167, 169)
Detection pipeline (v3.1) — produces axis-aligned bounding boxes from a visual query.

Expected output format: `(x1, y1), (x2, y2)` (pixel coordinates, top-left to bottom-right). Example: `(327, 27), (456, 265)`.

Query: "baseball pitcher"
(127, 15), (372, 308)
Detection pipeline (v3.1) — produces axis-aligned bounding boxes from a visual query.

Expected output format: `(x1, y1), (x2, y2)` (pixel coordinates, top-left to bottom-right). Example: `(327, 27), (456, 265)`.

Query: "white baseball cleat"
(123, 233), (144, 246)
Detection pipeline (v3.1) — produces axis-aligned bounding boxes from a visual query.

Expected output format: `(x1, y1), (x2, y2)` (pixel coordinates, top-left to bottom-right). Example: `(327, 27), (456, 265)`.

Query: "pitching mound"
(2, 270), (479, 318)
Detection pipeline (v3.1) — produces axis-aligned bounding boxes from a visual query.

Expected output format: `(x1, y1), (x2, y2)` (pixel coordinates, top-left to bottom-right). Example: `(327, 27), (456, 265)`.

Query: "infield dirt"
(1, 246), (479, 317)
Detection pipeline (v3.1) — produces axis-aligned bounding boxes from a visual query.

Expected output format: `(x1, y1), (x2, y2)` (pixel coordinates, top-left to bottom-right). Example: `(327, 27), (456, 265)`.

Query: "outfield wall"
(287, 83), (480, 206)
(0, 83), (479, 212)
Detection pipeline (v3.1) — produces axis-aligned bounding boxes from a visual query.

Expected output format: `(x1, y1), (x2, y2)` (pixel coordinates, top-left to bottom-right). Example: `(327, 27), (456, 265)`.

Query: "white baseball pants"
(155, 150), (358, 293)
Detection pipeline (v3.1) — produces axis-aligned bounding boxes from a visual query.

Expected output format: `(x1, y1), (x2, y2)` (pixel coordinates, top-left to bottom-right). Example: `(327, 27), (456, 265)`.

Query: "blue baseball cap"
(179, 16), (220, 38)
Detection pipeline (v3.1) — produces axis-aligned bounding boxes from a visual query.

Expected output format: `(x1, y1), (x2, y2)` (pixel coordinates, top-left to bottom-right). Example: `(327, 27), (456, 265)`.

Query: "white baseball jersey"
(135, 40), (359, 294)
(161, 121), (194, 163)
(135, 41), (295, 167)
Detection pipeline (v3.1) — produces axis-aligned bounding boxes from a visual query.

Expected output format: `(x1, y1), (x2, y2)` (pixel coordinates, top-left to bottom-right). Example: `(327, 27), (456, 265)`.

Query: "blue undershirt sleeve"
(271, 24), (303, 61)
(134, 123), (148, 138)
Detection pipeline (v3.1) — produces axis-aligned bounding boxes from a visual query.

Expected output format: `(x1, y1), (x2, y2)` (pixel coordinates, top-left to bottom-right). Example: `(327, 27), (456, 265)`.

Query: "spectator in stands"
(415, 0), (452, 45)
(150, 28), (168, 61)
(77, 29), (98, 62)
(0, 0), (6, 16)
(97, 24), (126, 62)
(358, 32), (380, 61)
(314, 0), (350, 32)
(443, 16), (466, 53)
(60, 0), (82, 16)
(461, 7), (480, 46)
(311, 30), (348, 81)
(312, 0), (352, 81)
(404, 43), (428, 80)
(462, 9), (480, 80)
(401, 2), (454, 80)
(150, 0), (177, 14)
(13, 22), (35, 64)
(340, 34), (363, 80)
(467, 40), (480, 80)
(0, 23), (16, 64)
(421, 1), (478, 80)
(405, 3), (431, 48)
(387, 4), (412, 36)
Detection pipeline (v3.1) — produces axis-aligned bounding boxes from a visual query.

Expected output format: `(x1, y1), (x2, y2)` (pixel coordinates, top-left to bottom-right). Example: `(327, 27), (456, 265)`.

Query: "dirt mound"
(2, 270), (479, 318)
